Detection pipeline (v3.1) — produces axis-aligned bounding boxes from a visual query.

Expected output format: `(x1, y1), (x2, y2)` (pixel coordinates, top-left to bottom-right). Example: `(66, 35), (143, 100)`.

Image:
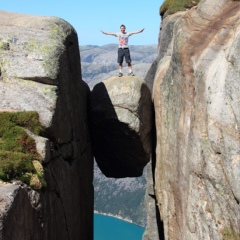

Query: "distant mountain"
(93, 161), (147, 227)
(80, 44), (157, 89)
(80, 44), (157, 227)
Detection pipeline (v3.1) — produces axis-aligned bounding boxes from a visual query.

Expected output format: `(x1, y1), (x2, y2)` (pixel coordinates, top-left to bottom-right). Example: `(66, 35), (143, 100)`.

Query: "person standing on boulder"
(100, 24), (144, 77)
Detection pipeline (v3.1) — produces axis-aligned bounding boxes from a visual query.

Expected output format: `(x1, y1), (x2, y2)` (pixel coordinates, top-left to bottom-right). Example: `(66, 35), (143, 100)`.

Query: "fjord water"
(94, 214), (144, 240)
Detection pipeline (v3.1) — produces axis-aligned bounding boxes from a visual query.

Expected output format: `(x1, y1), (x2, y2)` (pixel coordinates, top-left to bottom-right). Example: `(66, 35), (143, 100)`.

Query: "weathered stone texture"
(0, 183), (43, 240)
(0, 11), (93, 240)
(146, 0), (240, 239)
(142, 162), (164, 240)
(90, 76), (152, 178)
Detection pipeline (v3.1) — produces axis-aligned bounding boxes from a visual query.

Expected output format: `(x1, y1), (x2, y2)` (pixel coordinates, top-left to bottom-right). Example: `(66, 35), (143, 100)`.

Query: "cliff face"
(145, 0), (240, 239)
(2, 1), (240, 239)
(0, 11), (93, 240)
(0, 10), (153, 240)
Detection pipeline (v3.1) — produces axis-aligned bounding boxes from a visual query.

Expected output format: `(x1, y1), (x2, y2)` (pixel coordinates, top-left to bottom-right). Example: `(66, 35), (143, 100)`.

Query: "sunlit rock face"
(0, 11), (93, 240)
(90, 76), (152, 178)
(144, 0), (240, 239)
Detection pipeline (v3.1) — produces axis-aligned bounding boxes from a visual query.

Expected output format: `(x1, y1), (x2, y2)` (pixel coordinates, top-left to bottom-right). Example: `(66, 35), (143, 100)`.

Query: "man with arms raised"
(101, 25), (144, 77)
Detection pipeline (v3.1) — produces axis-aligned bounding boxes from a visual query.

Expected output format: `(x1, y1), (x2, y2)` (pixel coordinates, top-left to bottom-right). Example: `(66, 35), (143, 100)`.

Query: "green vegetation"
(24, 39), (37, 52)
(222, 228), (239, 240)
(0, 58), (9, 77)
(0, 42), (10, 51)
(50, 21), (68, 40)
(160, 0), (201, 18)
(0, 111), (45, 188)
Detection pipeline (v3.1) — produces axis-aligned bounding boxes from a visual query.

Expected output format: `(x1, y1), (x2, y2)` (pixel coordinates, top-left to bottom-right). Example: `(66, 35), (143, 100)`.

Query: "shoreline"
(94, 210), (144, 228)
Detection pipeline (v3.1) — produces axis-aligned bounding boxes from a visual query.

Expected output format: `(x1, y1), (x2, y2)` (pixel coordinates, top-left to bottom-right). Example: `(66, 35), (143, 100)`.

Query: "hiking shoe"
(118, 72), (123, 77)
(128, 72), (134, 76)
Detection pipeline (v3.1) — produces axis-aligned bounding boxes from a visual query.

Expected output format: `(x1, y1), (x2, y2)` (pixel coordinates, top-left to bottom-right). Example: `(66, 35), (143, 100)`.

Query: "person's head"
(120, 24), (126, 33)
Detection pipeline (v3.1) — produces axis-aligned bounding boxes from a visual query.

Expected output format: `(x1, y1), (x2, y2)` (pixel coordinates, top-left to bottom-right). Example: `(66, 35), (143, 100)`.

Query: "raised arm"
(100, 30), (117, 37)
(129, 28), (145, 36)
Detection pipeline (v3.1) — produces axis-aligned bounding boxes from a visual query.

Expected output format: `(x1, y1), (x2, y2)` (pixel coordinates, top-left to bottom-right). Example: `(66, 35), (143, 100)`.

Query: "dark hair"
(120, 24), (126, 28)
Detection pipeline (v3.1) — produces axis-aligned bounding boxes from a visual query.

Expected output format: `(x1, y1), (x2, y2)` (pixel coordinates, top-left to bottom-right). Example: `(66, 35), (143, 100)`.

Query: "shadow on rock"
(90, 76), (152, 178)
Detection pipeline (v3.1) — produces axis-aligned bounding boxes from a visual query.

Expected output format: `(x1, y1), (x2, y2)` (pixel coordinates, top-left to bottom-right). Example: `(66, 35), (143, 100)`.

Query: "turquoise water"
(94, 213), (144, 240)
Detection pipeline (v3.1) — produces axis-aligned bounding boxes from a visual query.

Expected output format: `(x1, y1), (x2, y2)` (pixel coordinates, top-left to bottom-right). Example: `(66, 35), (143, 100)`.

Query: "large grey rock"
(90, 76), (152, 178)
(146, 0), (240, 239)
(0, 11), (93, 240)
(0, 183), (43, 240)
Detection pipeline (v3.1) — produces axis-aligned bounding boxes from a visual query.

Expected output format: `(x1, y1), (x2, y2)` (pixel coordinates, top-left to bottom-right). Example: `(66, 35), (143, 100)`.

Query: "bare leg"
(118, 63), (123, 77)
(128, 62), (132, 72)
(119, 63), (123, 72)
(128, 62), (134, 75)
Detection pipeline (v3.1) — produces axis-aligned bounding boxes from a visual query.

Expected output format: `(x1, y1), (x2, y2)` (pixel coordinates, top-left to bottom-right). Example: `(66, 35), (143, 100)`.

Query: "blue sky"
(0, 0), (163, 46)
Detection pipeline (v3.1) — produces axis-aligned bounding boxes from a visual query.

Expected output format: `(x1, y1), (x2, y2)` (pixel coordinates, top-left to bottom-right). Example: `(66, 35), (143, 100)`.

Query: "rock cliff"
(0, 11), (93, 240)
(144, 0), (240, 239)
(2, 0), (239, 239)
(0, 10), (153, 239)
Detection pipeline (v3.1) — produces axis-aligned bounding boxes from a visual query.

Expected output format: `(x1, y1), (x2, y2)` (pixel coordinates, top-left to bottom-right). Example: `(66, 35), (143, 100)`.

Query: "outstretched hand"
(140, 28), (145, 32)
(100, 30), (105, 34)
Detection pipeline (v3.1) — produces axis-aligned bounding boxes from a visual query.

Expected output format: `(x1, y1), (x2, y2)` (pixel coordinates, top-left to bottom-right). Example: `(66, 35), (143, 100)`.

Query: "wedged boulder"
(90, 76), (152, 178)
(0, 11), (93, 240)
